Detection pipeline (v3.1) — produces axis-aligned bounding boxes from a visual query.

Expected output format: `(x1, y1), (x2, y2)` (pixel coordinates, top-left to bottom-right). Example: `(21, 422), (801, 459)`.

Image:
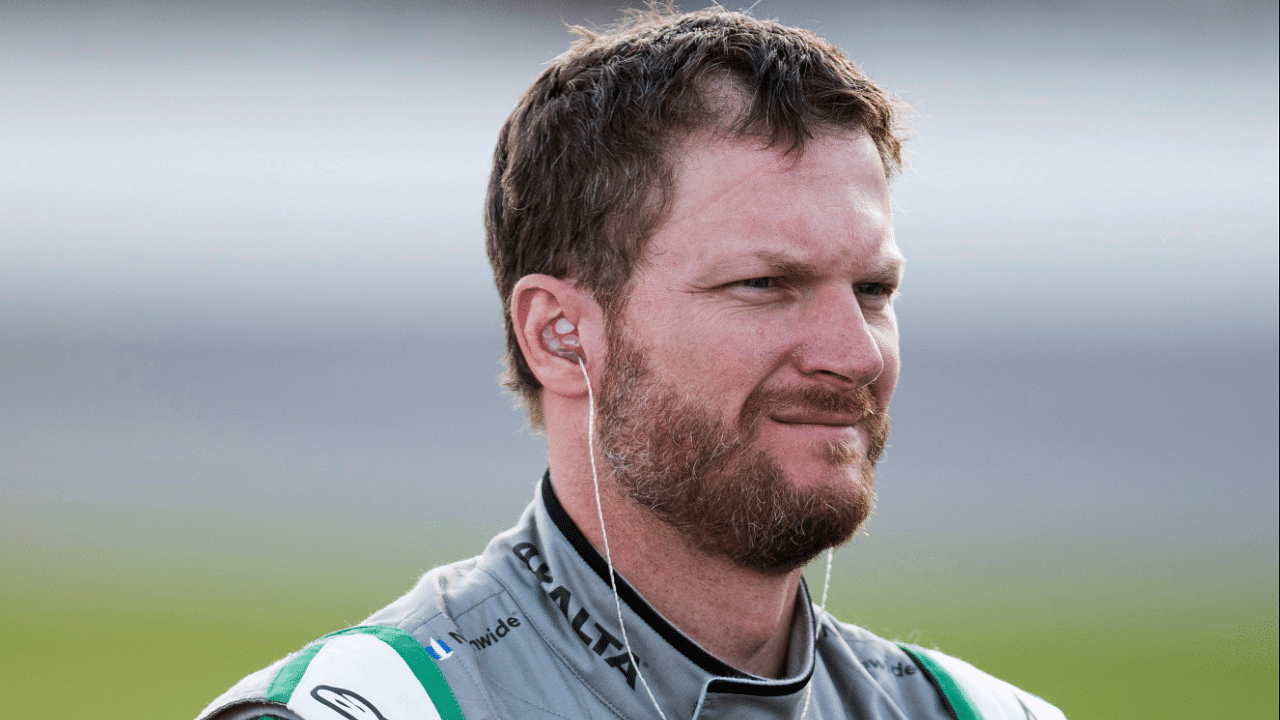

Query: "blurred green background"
(2, 1), (1275, 718)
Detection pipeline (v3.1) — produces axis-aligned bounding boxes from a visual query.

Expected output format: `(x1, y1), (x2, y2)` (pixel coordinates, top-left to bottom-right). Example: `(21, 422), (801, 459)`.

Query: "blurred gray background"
(2, 0), (1276, 605)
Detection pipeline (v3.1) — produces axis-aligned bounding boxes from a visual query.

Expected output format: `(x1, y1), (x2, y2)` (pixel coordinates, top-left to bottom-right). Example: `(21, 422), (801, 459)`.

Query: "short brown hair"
(486, 5), (905, 427)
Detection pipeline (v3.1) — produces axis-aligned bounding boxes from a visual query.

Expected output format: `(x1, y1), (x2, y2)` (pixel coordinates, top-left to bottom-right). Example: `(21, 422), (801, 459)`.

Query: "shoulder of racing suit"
(899, 641), (1065, 720)
(197, 555), (498, 720)
(817, 618), (1066, 720)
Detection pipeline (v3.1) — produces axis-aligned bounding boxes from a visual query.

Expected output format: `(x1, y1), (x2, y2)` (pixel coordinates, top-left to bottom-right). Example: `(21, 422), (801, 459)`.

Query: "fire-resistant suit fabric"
(196, 473), (1066, 720)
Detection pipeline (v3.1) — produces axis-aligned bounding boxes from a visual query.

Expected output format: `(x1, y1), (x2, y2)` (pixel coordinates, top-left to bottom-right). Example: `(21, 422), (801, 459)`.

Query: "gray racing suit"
(197, 473), (1065, 720)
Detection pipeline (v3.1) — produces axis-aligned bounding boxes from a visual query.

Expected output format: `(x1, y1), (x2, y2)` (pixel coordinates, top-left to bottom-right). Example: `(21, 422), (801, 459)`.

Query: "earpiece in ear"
(542, 317), (583, 360)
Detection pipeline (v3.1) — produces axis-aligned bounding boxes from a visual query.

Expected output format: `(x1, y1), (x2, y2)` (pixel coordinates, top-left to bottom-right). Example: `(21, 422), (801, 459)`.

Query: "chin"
(769, 441), (866, 484)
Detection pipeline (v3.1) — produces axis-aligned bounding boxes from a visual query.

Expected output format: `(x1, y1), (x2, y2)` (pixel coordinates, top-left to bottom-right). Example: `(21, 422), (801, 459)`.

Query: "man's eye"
(740, 277), (775, 290)
(856, 283), (889, 296)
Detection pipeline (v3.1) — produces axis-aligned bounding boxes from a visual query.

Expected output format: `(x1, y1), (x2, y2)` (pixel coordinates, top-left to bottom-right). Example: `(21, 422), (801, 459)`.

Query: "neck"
(548, 460), (804, 679)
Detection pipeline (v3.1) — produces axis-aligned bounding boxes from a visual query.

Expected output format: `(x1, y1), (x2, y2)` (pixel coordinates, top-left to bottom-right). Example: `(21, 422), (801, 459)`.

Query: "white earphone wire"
(799, 546), (834, 719)
(579, 357), (669, 720)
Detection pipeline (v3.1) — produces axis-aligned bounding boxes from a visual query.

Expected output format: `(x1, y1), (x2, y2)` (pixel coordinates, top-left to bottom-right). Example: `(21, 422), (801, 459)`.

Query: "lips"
(738, 385), (881, 438)
(768, 410), (862, 427)
(748, 388), (889, 464)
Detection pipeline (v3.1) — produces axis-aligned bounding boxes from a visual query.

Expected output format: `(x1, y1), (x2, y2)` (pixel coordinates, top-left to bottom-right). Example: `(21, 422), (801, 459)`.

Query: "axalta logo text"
(513, 541), (640, 689)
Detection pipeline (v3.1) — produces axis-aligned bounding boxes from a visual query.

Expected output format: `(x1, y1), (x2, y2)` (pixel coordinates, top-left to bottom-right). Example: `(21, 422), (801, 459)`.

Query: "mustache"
(739, 385), (882, 433)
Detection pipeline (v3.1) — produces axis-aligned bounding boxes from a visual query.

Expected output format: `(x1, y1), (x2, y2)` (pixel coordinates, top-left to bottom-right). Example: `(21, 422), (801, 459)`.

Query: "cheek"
(656, 314), (783, 388)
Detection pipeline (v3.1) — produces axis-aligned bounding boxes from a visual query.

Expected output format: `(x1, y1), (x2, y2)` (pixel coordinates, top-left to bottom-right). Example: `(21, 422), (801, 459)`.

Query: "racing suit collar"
(532, 471), (818, 719)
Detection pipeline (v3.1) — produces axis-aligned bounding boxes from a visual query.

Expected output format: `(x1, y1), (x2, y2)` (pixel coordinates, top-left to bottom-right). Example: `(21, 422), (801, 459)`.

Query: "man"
(199, 8), (1066, 720)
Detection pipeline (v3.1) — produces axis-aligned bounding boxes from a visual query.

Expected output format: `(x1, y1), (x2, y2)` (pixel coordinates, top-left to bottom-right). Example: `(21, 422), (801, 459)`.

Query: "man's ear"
(510, 274), (600, 399)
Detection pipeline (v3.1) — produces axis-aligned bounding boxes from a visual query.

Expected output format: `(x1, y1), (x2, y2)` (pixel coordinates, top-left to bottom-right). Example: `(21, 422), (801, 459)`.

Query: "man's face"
(596, 130), (902, 574)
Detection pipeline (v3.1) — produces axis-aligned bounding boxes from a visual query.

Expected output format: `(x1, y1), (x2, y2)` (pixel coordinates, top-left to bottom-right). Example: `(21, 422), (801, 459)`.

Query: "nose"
(792, 286), (887, 389)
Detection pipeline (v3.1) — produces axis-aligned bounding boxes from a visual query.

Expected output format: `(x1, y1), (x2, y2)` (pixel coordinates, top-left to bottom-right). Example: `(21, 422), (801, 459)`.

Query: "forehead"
(643, 130), (900, 277)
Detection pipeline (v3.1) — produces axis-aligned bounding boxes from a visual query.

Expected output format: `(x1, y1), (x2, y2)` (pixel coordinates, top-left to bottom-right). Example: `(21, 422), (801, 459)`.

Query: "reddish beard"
(596, 329), (886, 575)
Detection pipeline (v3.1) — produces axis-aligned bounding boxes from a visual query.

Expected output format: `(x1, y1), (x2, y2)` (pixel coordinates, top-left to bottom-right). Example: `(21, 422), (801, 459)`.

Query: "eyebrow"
(752, 252), (821, 279)
(750, 250), (905, 280)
